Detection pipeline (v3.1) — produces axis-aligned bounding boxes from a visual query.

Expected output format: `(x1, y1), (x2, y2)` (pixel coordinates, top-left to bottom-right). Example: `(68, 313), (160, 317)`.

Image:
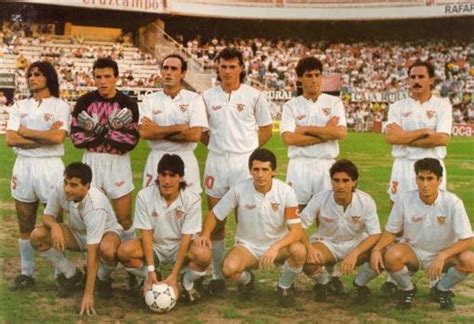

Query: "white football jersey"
(202, 84), (272, 154)
(133, 185), (202, 256)
(387, 96), (452, 159)
(44, 186), (122, 245)
(386, 190), (473, 253)
(213, 178), (299, 248)
(7, 97), (71, 157)
(139, 89), (208, 152)
(280, 94), (347, 159)
(300, 189), (381, 242)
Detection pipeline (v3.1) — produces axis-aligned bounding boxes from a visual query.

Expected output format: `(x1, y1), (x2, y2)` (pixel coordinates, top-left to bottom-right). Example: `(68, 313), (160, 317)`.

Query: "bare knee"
(458, 251), (474, 273)
(117, 241), (136, 266)
(100, 241), (118, 264)
(222, 258), (240, 280)
(288, 242), (306, 266)
(384, 246), (405, 271)
(189, 245), (211, 270)
(30, 226), (50, 251)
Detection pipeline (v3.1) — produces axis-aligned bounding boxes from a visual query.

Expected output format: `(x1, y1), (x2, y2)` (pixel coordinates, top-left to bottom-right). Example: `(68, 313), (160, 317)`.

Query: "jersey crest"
(175, 207), (185, 219)
(436, 215), (447, 225)
(43, 113), (53, 121)
(179, 104), (189, 113)
(426, 110), (436, 119)
(321, 107), (331, 116)
(271, 203), (280, 211)
(236, 103), (245, 112)
(351, 215), (361, 224)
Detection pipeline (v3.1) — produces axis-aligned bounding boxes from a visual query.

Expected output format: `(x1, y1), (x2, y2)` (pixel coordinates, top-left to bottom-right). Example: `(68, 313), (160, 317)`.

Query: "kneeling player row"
(30, 150), (473, 315)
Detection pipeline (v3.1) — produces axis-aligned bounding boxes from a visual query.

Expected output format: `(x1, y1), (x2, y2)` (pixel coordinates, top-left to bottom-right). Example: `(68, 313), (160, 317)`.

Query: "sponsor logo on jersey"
(115, 180), (125, 187)
(20, 113), (28, 119)
(43, 113), (53, 121)
(436, 215), (447, 225)
(175, 207), (185, 219)
(236, 103), (245, 112)
(153, 109), (162, 115)
(179, 104), (188, 113)
(296, 114), (306, 120)
(151, 210), (159, 218)
(271, 203), (280, 211)
(426, 110), (436, 119)
(322, 107), (331, 116)
(411, 216), (423, 223)
(211, 105), (222, 111)
(402, 112), (412, 118)
(351, 215), (361, 224)
(244, 203), (256, 210)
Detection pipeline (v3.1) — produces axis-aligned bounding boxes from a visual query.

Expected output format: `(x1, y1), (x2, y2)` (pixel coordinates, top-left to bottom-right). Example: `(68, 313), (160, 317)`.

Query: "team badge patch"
(153, 109), (162, 115)
(236, 103), (245, 112)
(244, 204), (256, 210)
(322, 107), (331, 116)
(296, 114), (306, 120)
(426, 110), (436, 119)
(151, 210), (159, 218)
(271, 203), (280, 211)
(402, 112), (412, 118)
(115, 180), (125, 187)
(436, 216), (447, 225)
(211, 105), (222, 111)
(179, 104), (188, 113)
(43, 113), (53, 121)
(175, 208), (185, 219)
(351, 216), (361, 224)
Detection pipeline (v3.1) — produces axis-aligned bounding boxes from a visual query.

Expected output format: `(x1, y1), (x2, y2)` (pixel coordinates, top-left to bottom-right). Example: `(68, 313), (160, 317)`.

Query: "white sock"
(239, 271), (252, 285)
(354, 262), (378, 286)
(40, 248), (76, 279)
(123, 227), (136, 241)
(389, 266), (414, 291)
(437, 267), (468, 291)
(97, 263), (116, 281)
(19, 239), (35, 277)
(386, 273), (397, 284)
(183, 267), (207, 291)
(278, 261), (302, 289)
(211, 239), (225, 280)
(125, 265), (148, 279)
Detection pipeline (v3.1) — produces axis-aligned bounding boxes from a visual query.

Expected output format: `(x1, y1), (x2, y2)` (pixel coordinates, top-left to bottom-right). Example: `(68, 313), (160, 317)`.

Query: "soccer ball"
(144, 283), (177, 313)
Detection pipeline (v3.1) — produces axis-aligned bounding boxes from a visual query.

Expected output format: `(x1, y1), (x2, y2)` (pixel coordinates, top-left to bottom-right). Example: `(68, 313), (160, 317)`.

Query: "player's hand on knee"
(79, 293), (96, 316)
(307, 246), (323, 264)
(195, 235), (211, 249)
(259, 246), (279, 270)
(427, 254), (445, 280)
(370, 250), (384, 274)
(51, 223), (65, 251)
(341, 252), (358, 275)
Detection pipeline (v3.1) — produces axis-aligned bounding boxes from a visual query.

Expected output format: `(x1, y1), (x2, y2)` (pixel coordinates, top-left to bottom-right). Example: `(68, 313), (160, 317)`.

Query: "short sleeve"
(181, 194), (202, 235)
(364, 197), (382, 235)
(189, 95), (209, 129)
(385, 200), (405, 234)
(280, 101), (296, 134)
(6, 102), (21, 131)
(133, 191), (154, 230)
(333, 99), (347, 127)
(138, 95), (153, 126)
(213, 187), (238, 221)
(300, 195), (321, 229)
(84, 209), (108, 245)
(436, 99), (452, 135)
(254, 91), (273, 127)
(451, 199), (474, 241)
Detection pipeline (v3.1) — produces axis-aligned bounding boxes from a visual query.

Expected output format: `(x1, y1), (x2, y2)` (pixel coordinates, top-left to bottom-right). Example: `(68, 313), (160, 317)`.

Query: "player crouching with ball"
(31, 162), (124, 316)
(300, 159), (382, 304)
(371, 158), (474, 311)
(195, 148), (306, 307)
(117, 154), (211, 306)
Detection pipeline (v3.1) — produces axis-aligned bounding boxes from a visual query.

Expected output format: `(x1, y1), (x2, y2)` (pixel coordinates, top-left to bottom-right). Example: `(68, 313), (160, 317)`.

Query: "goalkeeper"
(70, 57), (139, 242)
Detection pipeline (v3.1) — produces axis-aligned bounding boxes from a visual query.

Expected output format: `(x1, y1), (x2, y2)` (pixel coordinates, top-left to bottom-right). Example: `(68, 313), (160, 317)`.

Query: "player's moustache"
(413, 84), (422, 88)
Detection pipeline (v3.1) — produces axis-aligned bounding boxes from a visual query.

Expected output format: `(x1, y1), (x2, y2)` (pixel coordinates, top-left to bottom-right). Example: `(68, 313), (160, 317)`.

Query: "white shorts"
(82, 151), (134, 199)
(11, 156), (64, 203)
(309, 236), (366, 262)
(388, 158), (447, 201)
(401, 242), (438, 270)
(286, 158), (334, 205)
(204, 151), (251, 198)
(143, 150), (201, 194)
(153, 245), (180, 265)
(71, 226), (124, 251)
(236, 241), (273, 261)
